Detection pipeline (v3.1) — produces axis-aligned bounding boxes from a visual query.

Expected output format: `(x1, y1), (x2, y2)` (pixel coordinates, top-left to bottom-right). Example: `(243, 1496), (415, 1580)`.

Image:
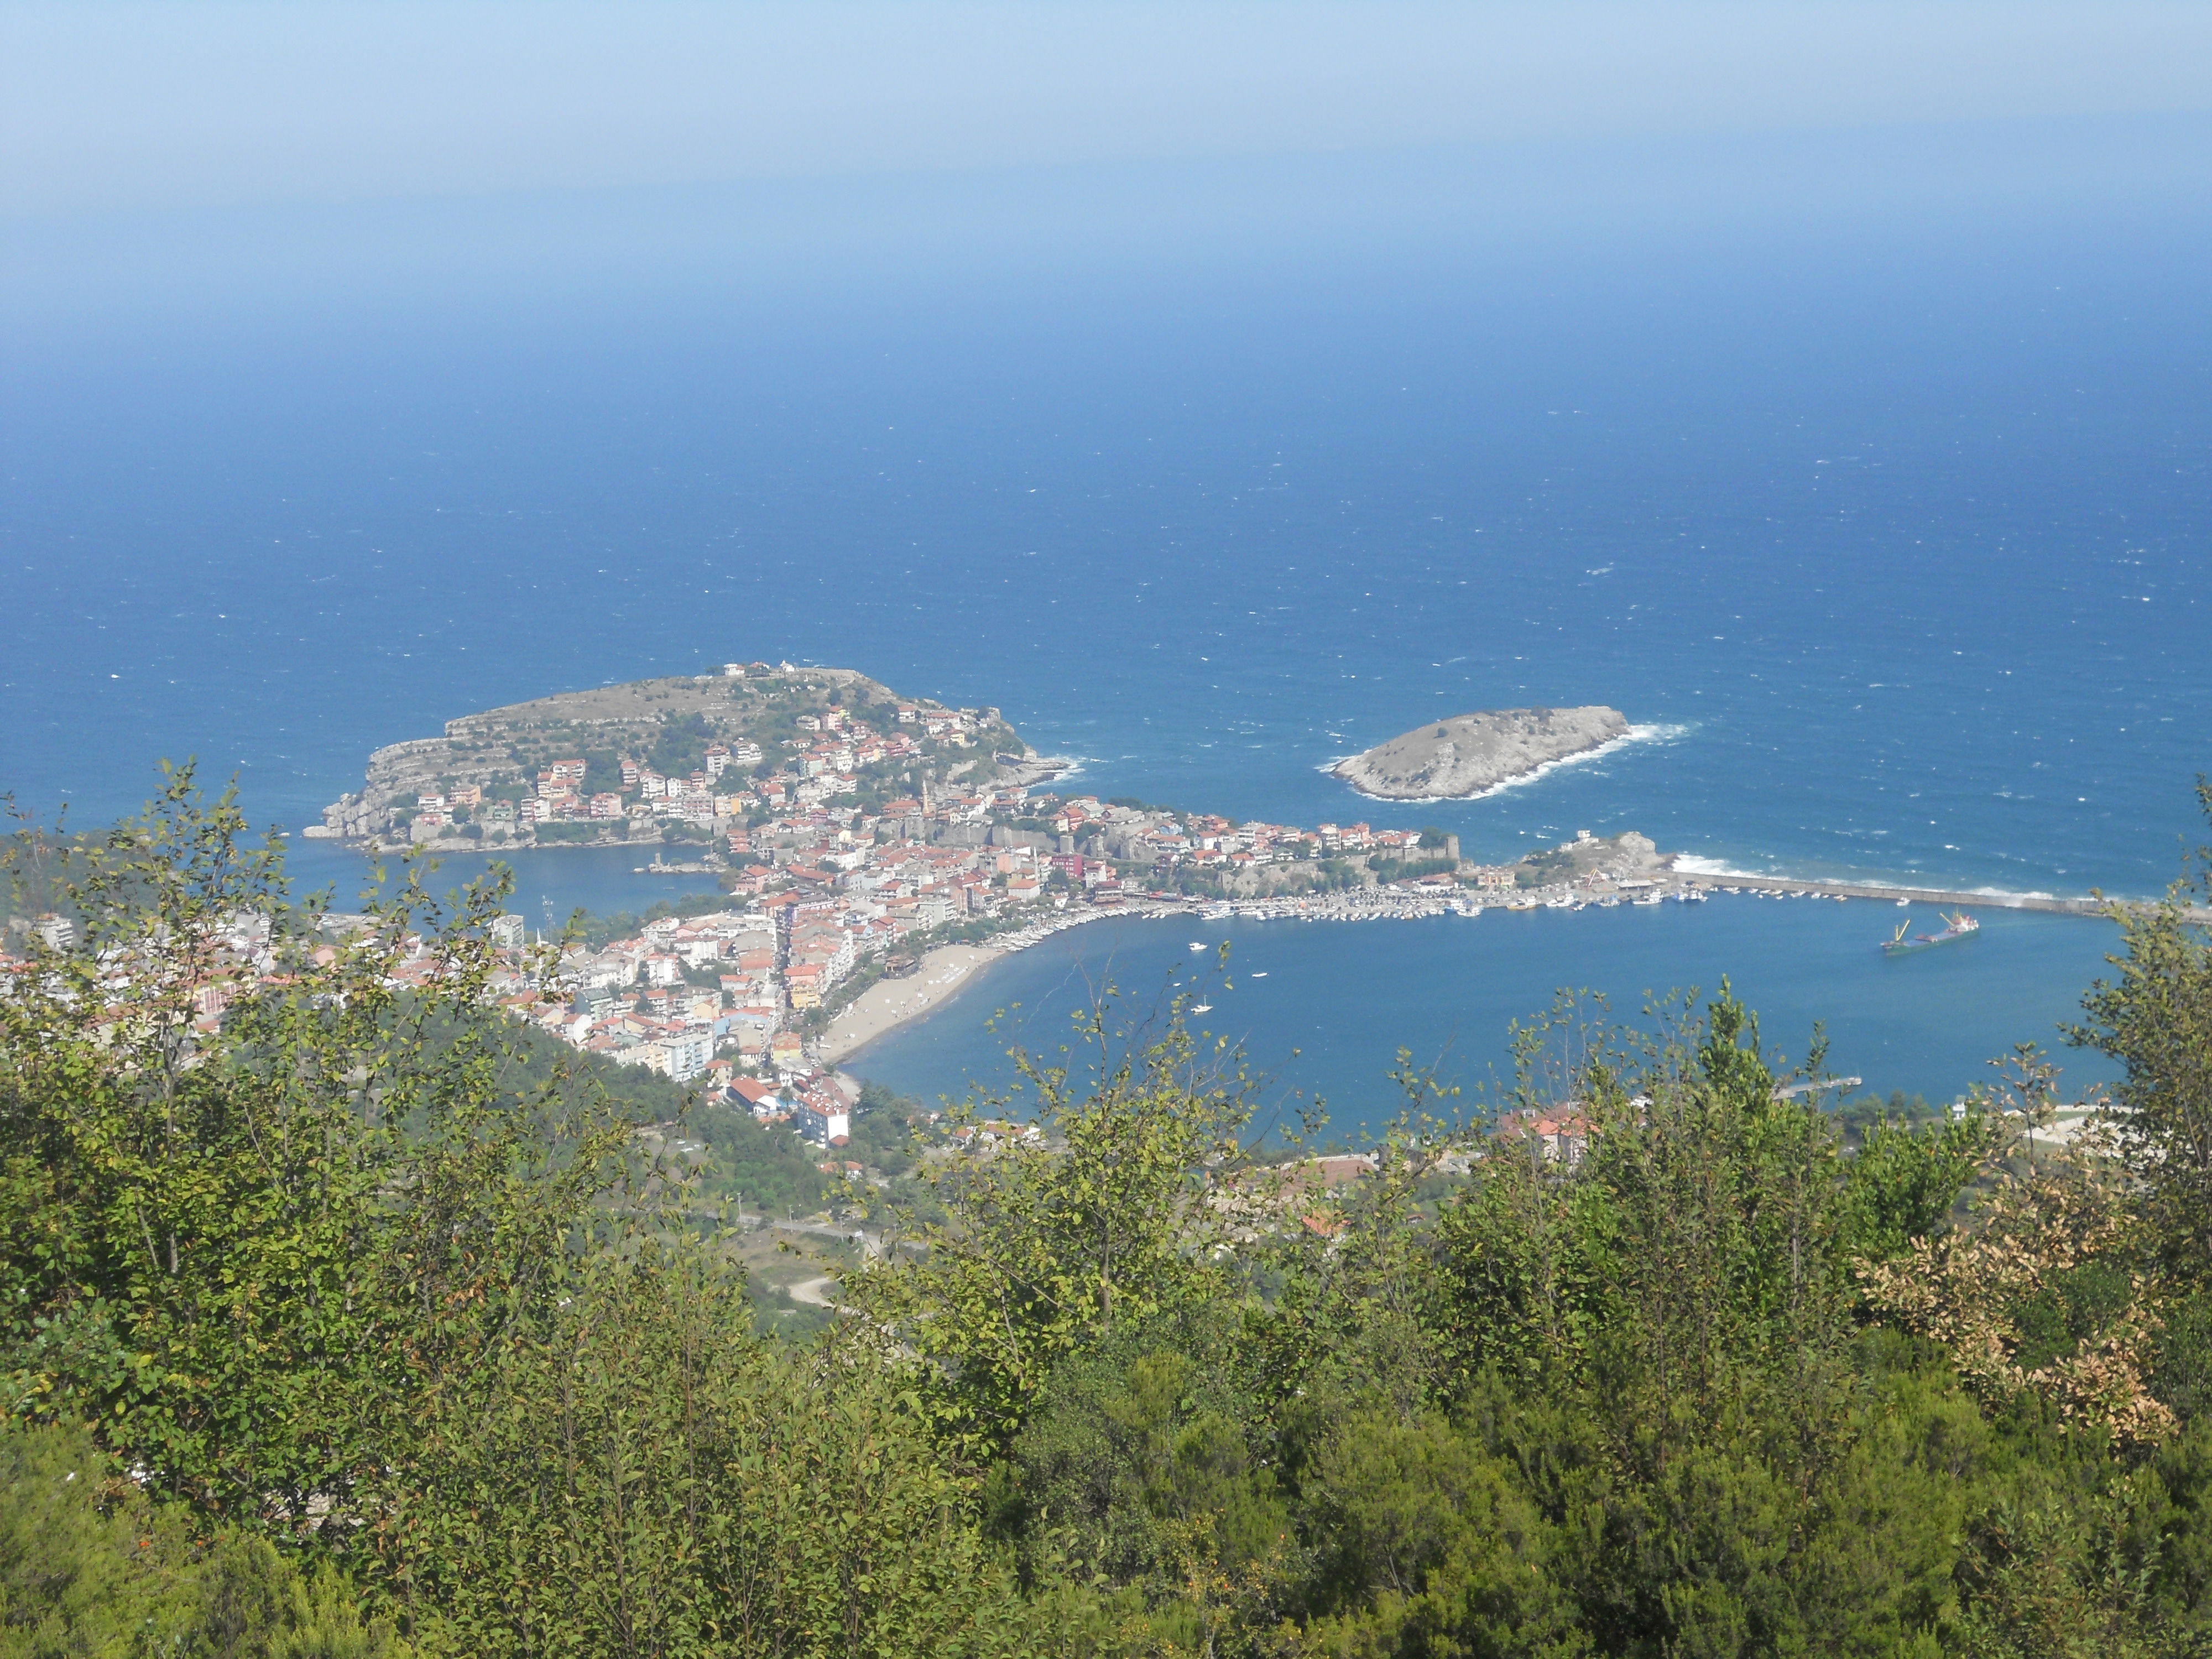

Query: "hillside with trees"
(5, 773), (2212, 1656)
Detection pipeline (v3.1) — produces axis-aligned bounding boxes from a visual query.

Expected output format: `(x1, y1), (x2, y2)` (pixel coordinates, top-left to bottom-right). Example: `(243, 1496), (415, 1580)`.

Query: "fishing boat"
(1881, 912), (1980, 956)
(1188, 942), (1206, 952)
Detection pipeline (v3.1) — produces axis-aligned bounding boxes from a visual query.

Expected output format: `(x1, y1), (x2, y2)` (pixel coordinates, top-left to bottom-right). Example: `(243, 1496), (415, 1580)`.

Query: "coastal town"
(10, 663), (2066, 1173)
(437, 798), (1686, 1149)
(279, 665), (1693, 1134)
(355, 811), (1695, 1168)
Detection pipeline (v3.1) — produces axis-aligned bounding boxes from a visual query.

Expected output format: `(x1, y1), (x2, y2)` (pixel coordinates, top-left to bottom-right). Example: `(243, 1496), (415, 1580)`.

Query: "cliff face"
(1333, 706), (1629, 800)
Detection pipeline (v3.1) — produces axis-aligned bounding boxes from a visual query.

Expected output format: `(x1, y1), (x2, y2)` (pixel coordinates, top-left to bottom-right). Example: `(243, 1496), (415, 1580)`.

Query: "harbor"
(845, 889), (2133, 1124)
(1678, 873), (2210, 924)
(825, 868), (2158, 1081)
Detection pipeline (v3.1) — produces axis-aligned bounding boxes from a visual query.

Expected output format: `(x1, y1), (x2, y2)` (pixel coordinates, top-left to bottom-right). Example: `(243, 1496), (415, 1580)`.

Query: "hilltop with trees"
(315, 664), (1029, 848)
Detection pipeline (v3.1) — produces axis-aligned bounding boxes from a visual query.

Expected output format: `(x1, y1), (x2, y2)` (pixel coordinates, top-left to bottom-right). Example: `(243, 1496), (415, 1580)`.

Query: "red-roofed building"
(729, 1076), (785, 1118)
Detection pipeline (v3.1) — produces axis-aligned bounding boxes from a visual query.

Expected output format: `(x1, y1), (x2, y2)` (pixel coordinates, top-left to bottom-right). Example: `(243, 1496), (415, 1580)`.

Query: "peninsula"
(311, 662), (1052, 852)
(1333, 706), (1630, 800)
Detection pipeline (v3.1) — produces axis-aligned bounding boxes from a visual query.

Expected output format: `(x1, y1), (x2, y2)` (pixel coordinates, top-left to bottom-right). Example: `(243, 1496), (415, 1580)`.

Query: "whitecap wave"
(1328, 722), (1693, 803)
(1671, 858), (2098, 906)
(1671, 855), (1765, 879)
(1015, 753), (1091, 781)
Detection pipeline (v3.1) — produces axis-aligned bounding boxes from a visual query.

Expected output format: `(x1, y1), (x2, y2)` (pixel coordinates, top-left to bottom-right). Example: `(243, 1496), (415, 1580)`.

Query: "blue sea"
(4, 121), (2208, 1126)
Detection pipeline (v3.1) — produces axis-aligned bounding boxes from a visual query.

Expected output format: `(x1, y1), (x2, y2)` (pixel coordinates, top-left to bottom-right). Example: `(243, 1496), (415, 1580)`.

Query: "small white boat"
(1250, 971), (1267, 978)
(1188, 942), (1206, 952)
(1190, 1003), (1213, 1014)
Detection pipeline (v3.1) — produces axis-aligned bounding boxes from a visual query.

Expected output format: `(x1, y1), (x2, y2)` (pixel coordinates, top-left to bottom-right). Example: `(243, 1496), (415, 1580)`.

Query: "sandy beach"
(815, 943), (1001, 1064)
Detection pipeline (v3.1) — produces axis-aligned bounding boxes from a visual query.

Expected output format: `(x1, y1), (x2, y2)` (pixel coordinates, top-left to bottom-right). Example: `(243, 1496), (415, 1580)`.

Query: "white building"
(660, 1031), (713, 1082)
(792, 1092), (851, 1146)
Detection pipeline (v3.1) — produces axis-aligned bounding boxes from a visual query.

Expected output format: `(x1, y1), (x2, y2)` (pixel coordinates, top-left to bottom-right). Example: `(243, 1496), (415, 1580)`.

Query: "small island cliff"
(1333, 706), (1630, 800)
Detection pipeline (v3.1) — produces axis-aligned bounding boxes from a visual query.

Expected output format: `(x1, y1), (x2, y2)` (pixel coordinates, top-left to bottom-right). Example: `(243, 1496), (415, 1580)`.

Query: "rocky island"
(1333, 706), (1630, 801)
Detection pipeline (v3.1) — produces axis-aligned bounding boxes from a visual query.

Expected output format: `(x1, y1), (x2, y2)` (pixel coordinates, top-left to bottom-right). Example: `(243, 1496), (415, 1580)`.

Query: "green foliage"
(0, 772), (656, 1526)
(0, 1418), (405, 1658)
(850, 979), (1262, 1454)
(993, 1323), (1297, 1651)
(1833, 1088), (1946, 1144)
(689, 1099), (832, 1219)
(2070, 778), (2212, 1283)
(851, 938), (2212, 1655)
(580, 750), (624, 797)
(1836, 1109), (1996, 1264)
(646, 711), (715, 781)
(15, 770), (2212, 1656)
(528, 820), (611, 844)
(845, 1082), (928, 1178)
(369, 1249), (1027, 1657)
(1, 1416), (204, 1655)
(1434, 987), (1856, 1422)
(0, 771), (1067, 1657)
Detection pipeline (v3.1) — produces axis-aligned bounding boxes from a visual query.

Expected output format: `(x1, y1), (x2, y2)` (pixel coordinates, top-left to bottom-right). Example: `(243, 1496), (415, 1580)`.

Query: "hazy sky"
(6, 1), (2212, 222)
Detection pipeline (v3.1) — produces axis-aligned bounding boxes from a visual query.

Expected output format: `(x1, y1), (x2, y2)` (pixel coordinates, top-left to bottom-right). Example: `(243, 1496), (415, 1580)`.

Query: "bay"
(848, 899), (2125, 1130)
(281, 838), (724, 928)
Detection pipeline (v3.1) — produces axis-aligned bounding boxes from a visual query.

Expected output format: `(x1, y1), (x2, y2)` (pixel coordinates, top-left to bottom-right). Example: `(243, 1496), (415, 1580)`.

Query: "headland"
(308, 660), (1061, 855)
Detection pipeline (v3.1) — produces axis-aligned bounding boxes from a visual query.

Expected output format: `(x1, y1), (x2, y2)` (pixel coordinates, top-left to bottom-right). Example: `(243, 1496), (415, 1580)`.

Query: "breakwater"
(1680, 874), (2209, 924)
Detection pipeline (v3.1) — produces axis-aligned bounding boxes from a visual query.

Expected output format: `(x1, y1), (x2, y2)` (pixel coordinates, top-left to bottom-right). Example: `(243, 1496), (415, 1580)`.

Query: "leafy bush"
(8, 774), (2212, 1655)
